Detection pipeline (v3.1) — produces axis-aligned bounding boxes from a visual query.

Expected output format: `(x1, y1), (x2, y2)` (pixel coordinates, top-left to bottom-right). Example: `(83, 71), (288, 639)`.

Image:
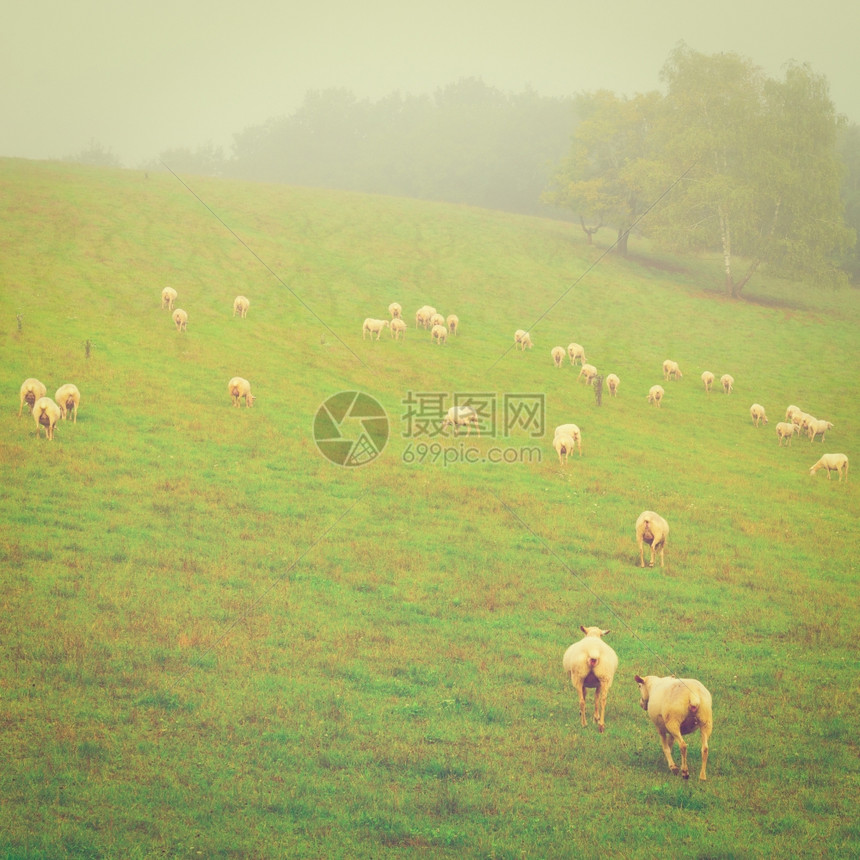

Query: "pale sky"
(2, 0), (857, 167)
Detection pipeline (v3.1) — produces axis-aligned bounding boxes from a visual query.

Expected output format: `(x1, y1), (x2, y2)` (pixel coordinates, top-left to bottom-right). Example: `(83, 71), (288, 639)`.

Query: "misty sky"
(2, 0), (858, 167)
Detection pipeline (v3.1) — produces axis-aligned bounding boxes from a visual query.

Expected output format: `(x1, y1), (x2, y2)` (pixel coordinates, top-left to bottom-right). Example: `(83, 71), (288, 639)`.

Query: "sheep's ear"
(634, 675), (644, 684)
(601, 629), (610, 637)
(580, 625), (587, 634)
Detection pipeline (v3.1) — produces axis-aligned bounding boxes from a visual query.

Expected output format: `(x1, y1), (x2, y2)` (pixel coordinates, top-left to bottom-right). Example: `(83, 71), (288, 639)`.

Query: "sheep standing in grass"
(390, 318), (407, 341)
(551, 346), (565, 368)
(807, 418), (833, 443)
(663, 360), (683, 381)
(809, 453), (848, 482)
(563, 626), (619, 732)
(446, 314), (459, 335)
(228, 377), (255, 407)
(553, 423), (582, 457)
(776, 422), (799, 446)
(415, 306), (436, 328)
(514, 329), (533, 350)
(161, 287), (177, 310)
(578, 363), (598, 384)
(750, 404), (768, 428)
(553, 432), (577, 465)
(647, 385), (664, 408)
(636, 511), (669, 568)
(567, 343), (586, 366)
(32, 397), (62, 441)
(701, 371), (715, 394)
(362, 318), (389, 340)
(233, 295), (250, 318)
(441, 405), (480, 436)
(720, 374), (734, 394)
(55, 384), (80, 423)
(173, 309), (188, 331)
(634, 674), (713, 780)
(606, 373), (620, 397)
(431, 324), (448, 345)
(388, 302), (402, 319)
(19, 378), (47, 417)
(429, 312), (446, 329)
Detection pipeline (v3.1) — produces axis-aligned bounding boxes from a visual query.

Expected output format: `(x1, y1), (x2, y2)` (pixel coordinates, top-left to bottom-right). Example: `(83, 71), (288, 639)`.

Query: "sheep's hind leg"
(658, 728), (679, 775)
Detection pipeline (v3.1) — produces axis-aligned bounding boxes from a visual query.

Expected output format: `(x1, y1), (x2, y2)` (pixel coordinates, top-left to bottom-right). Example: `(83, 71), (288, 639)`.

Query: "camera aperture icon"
(313, 391), (389, 467)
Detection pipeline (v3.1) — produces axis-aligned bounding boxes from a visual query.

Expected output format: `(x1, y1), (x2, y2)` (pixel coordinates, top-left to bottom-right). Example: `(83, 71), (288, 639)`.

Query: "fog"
(2, 0), (857, 167)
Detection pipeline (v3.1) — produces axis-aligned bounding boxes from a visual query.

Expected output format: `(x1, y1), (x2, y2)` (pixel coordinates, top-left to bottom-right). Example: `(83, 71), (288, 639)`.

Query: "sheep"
(390, 318), (407, 340)
(578, 363), (598, 385)
(514, 329), (533, 350)
(388, 302), (402, 319)
(233, 295), (250, 318)
(701, 371), (715, 394)
(807, 418), (833, 443)
(636, 510), (669, 568)
(431, 324), (448, 345)
(634, 674), (713, 780)
(567, 343), (586, 366)
(776, 422), (799, 446)
(785, 404), (802, 422)
(441, 405), (480, 436)
(362, 318), (389, 340)
(749, 404), (768, 428)
(446, 314), (459, 335)
(161, 287), (177, 310)
(553, 433), (577, 465)
(720, 374), (734, 394)
(55, 384), (80, 423)
(792, 411), (815, 432)
(553, 423), (582, 457)
(551, 346), (565, 368)
(173, 308), (188, 332)
(606, 373), (620, 397)
(429, 312), (446, 328)
(18, 378), (47, 417)
(647, 384), (664, 408)
(809, 453), (848, 482)
(415, 306), (436, 328)
(562, 626), (619, 732)
(663, 360), (683, 381)
(228, 377), (255, 407)
(32, 396), (62, 441)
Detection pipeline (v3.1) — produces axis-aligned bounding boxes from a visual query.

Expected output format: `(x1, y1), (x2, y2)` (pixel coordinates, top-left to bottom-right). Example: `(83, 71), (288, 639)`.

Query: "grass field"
(1, 158), (858, 859)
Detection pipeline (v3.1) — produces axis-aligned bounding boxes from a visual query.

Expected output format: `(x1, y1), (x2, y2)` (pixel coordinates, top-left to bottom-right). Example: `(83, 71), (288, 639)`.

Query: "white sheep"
(429, 312), (446, 329)
(785, 404), (802, 421)
(578, 363), (598, 384)
(720, 374), (734, 394)
(19, 378), (47, 417)
(228, 377), (255, 407)
(55, 384), (81, 423)
(553, 423), (582, 457)
(776, 422), (799, 446)
(792, 411), (815, 432)
(701, 371), (715, 394)
(431, 324), (448, 345)
(634, 674), (713, 780)
(514, 329), (533, 350)
(563, 626), (619, 732)
(173, 308), (188, 332)
(551, 346), (565, 368)
(446, 314), (459, 335)
(636, 510), (669, 568)
(663, 360), (683, 381)
(553, 432), (577, 465)
(390, 318), (407, 340)
(233, 295), (250, 318)
(161, 287), (177, 310)
(388, 302), (402, 319)
(415, 305), (436, 328)
(809, 453), (848, 482)
(567, 343), (586, 366)
(606, 373), (620, 397)
(647, 384), (664, 408)
(362, 318), (389, 340)
(807, 418), (833, 443)
(32, 396), (62, 441)
(749, 404), (768, 428)
(441, 405), (480, 436)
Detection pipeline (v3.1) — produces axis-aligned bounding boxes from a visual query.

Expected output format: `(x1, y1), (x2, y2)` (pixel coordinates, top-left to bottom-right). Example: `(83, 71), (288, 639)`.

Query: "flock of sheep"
(362, 303), (460, 344)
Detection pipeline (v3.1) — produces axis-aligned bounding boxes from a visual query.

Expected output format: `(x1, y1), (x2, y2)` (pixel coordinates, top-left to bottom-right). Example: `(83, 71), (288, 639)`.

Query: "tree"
(836, 122), (860, 282)
(68, 139), (122, 168)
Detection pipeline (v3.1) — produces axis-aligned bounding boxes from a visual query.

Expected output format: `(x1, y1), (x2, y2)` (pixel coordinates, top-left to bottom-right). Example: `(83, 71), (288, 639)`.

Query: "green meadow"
(1, 158), (857, 859)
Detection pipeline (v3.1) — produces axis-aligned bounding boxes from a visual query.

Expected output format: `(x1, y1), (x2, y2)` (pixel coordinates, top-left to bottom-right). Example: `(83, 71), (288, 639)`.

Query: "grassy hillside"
(1, 158), (858, 859)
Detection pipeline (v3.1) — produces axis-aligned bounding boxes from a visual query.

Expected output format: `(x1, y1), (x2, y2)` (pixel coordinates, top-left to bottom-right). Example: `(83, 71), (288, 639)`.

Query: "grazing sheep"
(606, 373), (620, 396)
(785, 404), (802, 421)
(431, 324), (448, 345)
(578, 363), (598, 385)
(807, 418), (833, 443)
(553, 423), (582, 457)
(663, 360), (683, 381)
(551, 346), (565, 368)
(388, 302), (402, 319)
(776, 422), (799, 446)
(415, 306), (437, 328)
(18, 378), (47, 417)
(567, 343), (586, 366)
(750, 404), (768, 428)
(701, 371), (715, 394)
(441, 405), (480, 436)
(720, 374), (734, 394)
(514, 329), (533, 350)
(634, 674), (713, 780)
(161, 287), (177, 310)
(792, 411), (815, 432)
(362, 318), (389, 340)
(32, 396), (62, 441)
(233, 295), (250, 318)
(563, 626), (619, 732)
(228, 377), (255, 407)
(809, 453), (848, 482)
(647, 385), (664, 408)
(172, 308), (188, 332)
(429, 313), (446, 329)
(636, 510), (669, 568)
(446, 314), (459, 335)
(390, 318), (407, 340)
(54, 384), (81, 423)
(553, 432), (576, 465)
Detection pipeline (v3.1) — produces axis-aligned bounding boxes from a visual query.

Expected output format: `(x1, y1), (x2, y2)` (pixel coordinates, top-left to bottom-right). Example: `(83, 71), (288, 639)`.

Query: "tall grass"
(1, 158), (858, 858)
